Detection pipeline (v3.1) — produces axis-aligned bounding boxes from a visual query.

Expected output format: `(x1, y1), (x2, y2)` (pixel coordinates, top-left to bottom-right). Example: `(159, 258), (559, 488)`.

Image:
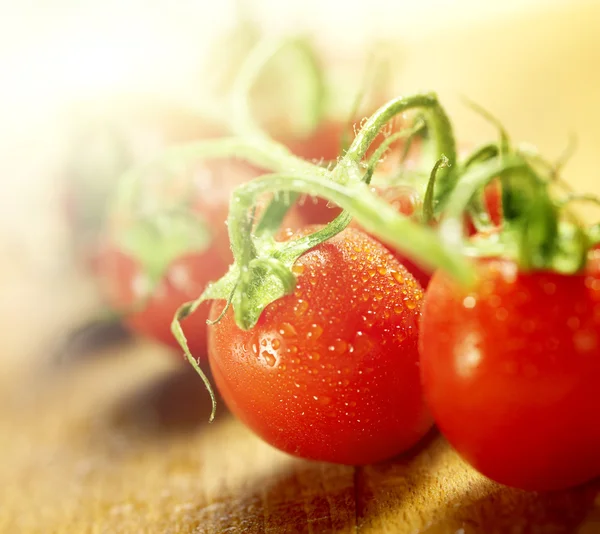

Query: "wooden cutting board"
(1, 272), (599, 534)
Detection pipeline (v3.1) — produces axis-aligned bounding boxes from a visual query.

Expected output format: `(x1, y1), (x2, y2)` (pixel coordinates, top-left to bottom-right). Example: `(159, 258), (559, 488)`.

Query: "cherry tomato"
(420, 259), (600, 490)
(98, 158), (259, 356)
(465, 180), (503, 235)
(62, 99), (223, 271)
(98, 248), (228, 357)
(207, 226), (432, 464)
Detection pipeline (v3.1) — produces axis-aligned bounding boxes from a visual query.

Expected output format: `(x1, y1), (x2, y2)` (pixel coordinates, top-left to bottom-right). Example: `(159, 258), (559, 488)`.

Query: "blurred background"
(0, 0), (599, 368)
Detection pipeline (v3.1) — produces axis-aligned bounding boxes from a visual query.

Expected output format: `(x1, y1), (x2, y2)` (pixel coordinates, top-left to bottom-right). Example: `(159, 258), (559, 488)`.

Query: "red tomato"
(207, 227), (432, 464)
(62, 99), (224, 271)
(98, 248), (228, 357)
(465, 180), (503, 235)
(420, 259), (600, 490)
(354, 184), (432, 288)
(98, 158), (259, 356)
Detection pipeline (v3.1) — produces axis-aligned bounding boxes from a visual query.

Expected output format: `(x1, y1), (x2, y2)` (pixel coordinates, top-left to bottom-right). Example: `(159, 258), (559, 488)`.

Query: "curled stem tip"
(171, 302), (217, 422)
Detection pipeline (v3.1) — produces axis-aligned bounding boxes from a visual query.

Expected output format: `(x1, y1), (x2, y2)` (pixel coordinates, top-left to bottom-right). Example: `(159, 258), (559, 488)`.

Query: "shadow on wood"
(107, 364), (228, 439)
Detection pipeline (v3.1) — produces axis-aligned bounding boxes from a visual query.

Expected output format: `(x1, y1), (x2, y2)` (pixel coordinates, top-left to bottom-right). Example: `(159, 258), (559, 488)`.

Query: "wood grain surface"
(0, 271), (599, 534)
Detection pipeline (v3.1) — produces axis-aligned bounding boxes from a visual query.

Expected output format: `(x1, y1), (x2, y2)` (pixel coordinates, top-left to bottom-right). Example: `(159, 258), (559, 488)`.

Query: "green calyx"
(115, 209), (212, 287)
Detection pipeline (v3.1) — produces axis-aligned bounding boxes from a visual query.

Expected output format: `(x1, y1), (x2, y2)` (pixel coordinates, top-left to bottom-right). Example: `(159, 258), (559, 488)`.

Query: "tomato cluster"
(94, 48), (599, 493)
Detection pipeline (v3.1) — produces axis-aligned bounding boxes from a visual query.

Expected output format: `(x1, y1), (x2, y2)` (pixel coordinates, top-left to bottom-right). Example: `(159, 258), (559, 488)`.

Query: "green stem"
(230, 172), (474, 284)
(422, 156), (449, 224)
(344, 92), (457, 204)
(114, 136), (325, 214)
(230, 36), (326, 138)
(462, 143), (499, 170)
(278, 211), (353, 263)
(364, 120), (425, 185)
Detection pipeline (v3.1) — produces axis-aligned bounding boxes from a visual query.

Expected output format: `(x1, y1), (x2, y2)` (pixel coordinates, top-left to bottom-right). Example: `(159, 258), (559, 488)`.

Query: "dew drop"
(271, 338), (281, 350)
(391, 271), (405, 285)
(308, 352), (321, 361)
(330, 339), (348, 354)
(294, 300), (309, 316)
(378, 266), (387, 275)
(292, 263), (305, 275)
(307, 323), (323, 341)
(279, 322), (298, 338)
(261, 351), (276, 367)
(405, 299), (417, 310)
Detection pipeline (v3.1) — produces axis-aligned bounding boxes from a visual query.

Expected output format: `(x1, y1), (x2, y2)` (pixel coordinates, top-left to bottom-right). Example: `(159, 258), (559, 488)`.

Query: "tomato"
(465, 180), (503, 236)
(207, 226), (432, 464)
(98, 158), (259, 356)
(420, 259), (600, 490)
(62, 99), (223, 271)
(98, 248), (228, 357)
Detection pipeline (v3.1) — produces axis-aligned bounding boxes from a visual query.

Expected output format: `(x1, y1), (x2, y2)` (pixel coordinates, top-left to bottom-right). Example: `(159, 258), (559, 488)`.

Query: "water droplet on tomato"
(271, 338), (281, 350)
(405, 299), (417, 310)
(329, 339), (347, 354)
(391, 271), (405, 285)
(294, 300), (309, 316)
(279, 322), (297, 338)
(292, 263), (305, 275)
(261, 351), (276, 367)
(306, 323), (323, 341)
(308, 352), (321, 361)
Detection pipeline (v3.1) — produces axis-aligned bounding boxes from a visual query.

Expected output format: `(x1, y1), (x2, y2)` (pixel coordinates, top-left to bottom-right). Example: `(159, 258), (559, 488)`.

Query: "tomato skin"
(465, 180), (503, 235)
(349, 185), (432, 288)
(207, 227), (432, 464)
(420, 259), (600, 490)
(98, 247), (229, 357)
